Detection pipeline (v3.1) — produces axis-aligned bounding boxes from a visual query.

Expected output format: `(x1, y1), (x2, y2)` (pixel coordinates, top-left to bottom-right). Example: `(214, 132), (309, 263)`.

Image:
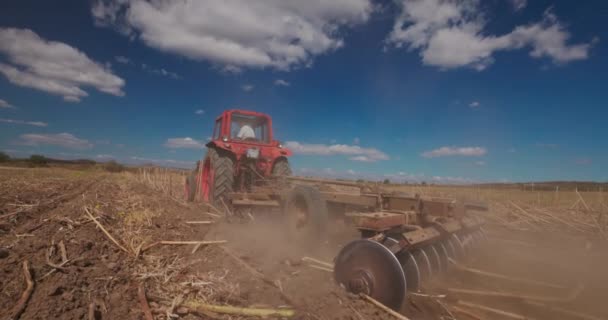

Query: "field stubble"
(1, 166), (607, 320)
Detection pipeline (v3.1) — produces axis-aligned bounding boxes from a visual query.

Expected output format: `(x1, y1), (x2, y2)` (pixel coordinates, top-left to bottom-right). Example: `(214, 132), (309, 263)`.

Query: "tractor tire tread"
(272, 159), (292, 176)
(208, 148), (234, 204)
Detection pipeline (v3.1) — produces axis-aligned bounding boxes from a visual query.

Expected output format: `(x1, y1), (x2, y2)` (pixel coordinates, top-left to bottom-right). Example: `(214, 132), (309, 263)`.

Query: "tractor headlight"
(222, 136), (228, 142)
(278, 143), (283, 148)
(246, 148), (260, 159)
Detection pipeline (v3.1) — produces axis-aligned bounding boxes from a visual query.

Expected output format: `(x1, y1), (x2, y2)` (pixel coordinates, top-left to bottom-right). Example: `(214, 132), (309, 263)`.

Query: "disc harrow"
(334, 199), (487, 311)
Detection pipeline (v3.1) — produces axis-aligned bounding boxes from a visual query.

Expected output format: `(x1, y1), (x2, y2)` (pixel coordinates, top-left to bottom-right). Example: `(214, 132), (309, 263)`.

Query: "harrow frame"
(223, 176), (488, 310)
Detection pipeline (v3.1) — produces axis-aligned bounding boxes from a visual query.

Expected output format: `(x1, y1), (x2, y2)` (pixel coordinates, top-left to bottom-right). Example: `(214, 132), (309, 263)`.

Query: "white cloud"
(349, 156), (371, 162)
(18, 133), (93, 149)
(0, 118), (48, 127)
(195, 109), (205, 115)
(274, 79), (290, 87)
(114, 55), (130, 64)
(353, 137), (360, 145)
(285, 141), (389, 162)
(221, 65), (243, 74)
(422, 146), (486, 158)
(387, 1), (595, 70)
(164, 137), (205, 149)
(91, 0), (373, 70)
(0, 28), (125, 102)
(92, 0), (135, 36)
(113, 55), (180, 78)
(0, 99), (17, 109)
(509, 0), (527, 11)
(242, 84), (254, 92)
(469, 101), (480, 108)
(141, 63), (180, 79)
(474, 160), (486, 166)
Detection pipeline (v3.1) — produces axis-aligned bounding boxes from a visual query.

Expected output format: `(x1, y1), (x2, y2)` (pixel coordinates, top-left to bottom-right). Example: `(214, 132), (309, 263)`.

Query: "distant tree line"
(0, 152), (50, 167)
(0, 151), (127, 172)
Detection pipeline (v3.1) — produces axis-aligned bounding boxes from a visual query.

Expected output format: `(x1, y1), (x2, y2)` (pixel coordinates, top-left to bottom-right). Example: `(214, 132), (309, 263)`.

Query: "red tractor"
(185, 109), (293, 204)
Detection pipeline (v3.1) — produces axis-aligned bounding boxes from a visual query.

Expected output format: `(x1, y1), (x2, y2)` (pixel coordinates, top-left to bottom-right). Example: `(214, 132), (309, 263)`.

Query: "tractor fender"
(206, 141), (233, 154)
(202, 143), (237, 164)
(273, 147), (293, 158)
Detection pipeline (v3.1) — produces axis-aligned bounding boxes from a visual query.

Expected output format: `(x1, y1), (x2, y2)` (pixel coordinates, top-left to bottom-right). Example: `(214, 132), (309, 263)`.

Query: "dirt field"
(1, 167), (607, 320)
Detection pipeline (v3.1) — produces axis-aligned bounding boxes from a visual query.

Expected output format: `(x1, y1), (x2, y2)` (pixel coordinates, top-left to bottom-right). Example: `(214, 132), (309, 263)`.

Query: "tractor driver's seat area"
(230, 113), (269, 143)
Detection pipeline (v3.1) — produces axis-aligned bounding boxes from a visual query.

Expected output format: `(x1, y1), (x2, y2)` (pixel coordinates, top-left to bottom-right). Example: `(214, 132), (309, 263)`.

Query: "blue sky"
(1, 0), (607, 183)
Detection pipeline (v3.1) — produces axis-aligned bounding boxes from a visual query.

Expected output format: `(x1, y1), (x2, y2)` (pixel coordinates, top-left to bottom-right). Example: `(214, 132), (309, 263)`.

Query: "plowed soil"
(1, 167), (606, 320)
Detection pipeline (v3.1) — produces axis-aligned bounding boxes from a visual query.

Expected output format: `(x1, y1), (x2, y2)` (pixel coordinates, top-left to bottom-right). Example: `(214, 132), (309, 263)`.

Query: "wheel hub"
(334, 239), (406, 310)
(348, 270), (374, 295)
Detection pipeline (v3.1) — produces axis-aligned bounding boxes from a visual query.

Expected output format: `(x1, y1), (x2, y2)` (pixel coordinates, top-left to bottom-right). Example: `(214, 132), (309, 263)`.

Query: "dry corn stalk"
(184, 301), (295, 317)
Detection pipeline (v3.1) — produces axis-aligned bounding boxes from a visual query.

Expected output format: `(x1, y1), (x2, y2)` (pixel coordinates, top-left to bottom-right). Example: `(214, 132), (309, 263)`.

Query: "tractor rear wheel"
(201, 147), (234, 205)
(284, 185), (328, 238)
(272, 159), (292, 176)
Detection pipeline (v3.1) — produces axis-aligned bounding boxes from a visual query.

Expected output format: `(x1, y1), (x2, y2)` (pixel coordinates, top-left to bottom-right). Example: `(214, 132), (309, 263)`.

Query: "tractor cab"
(212, 110), (273, 145)
(230, 112), (269, 143)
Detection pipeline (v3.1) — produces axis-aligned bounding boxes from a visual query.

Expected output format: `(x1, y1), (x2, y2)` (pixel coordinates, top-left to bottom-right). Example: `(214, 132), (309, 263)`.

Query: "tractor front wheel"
(201, 147), (234, 205)
(272, 159), (292, 176)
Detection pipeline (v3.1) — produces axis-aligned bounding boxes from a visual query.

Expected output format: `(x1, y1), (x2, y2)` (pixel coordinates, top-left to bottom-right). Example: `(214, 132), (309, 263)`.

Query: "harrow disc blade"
(334, 239), (406, 310)
(424, 246), (441, 274)
(460, 234), (473, 252)
(437, 243), (450, 271)
(446, 239), (458, 261)
(470, 231), (482, 247)
(413, 249), (433, 280)
(451, 234), (466, 258)
(398, 251), (421, 292)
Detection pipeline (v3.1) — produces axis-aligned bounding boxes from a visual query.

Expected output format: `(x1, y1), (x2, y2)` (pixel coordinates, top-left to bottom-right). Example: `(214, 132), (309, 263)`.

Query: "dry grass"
(134, 253), (241, 313)
(385, 184), (608, 239)
(386, 184), (607, 209)
(80, 176), (167, 256)
(121, 167), (189, 200)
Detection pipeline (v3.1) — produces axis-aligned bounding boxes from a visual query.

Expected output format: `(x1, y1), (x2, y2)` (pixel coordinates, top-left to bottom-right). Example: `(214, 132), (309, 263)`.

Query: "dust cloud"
(439, 225), (608, 319)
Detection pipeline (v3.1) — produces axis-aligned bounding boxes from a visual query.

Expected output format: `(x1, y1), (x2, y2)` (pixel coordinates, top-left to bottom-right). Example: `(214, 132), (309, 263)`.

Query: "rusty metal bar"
(321, 192), (378, 207)
(285, 176), (369, 188)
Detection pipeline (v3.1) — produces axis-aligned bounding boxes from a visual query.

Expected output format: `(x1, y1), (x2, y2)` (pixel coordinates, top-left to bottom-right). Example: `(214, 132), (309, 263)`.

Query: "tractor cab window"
(213, 119), (221, 140)
(231, 113), (269, 142)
